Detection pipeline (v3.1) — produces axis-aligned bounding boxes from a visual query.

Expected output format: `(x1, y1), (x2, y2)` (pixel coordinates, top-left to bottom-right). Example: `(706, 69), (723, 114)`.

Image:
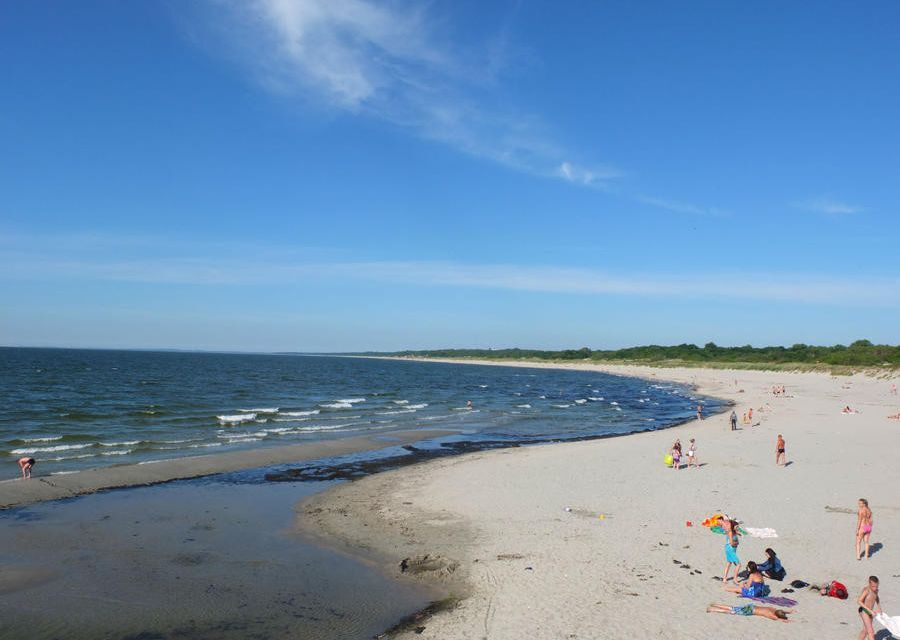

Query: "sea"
(0, 347), (725, 475)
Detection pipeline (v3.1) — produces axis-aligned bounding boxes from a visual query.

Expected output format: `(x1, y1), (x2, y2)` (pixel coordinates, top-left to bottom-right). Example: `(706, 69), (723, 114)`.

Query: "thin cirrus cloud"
(3, 245), (897, 307)
(187, 0), (615, 187)
(636, 195), (730, 218)
(796, 197), (864, 215)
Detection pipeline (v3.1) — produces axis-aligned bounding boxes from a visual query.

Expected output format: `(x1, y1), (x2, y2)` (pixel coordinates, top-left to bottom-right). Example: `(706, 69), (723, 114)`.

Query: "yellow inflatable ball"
(664, 454), (674, 466)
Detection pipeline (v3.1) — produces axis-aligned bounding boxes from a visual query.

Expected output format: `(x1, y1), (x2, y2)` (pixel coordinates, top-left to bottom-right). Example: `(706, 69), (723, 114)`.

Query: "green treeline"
(370, 340), (899, 367)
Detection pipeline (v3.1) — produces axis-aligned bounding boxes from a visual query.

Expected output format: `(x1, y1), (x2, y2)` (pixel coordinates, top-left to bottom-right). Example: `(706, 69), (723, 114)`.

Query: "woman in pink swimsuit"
(856, 498), (873, 560)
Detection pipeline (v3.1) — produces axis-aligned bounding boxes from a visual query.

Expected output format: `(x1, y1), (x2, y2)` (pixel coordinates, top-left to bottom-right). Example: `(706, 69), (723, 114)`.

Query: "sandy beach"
(300, 361), (900, 639)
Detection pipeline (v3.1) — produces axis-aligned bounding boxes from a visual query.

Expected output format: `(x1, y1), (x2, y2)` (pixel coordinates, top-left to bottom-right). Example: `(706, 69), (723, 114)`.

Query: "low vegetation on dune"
(364, 340), (899, 370)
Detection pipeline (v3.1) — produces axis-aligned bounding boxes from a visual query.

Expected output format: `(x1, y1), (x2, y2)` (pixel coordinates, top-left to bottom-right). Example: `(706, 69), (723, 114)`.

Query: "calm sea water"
(1, 348), (724, 475)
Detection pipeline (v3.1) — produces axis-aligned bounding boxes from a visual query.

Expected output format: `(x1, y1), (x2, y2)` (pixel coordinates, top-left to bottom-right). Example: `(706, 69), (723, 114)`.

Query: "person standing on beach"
(671, 439), (682, 470)
(722, 518), (742, 583)
(775, 434), (786, 466)
(687, 438), (699, 468)
(856, 499), (873, 560)
(730, 410), (737, 430)
(696, 403), (703, 420)
(857, 576), (882, 640)
(17, 457), (35, 479)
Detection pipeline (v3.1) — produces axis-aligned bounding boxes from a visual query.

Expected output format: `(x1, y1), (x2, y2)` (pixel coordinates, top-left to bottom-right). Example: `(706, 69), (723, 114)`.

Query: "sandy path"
(300, 363), (900, 639)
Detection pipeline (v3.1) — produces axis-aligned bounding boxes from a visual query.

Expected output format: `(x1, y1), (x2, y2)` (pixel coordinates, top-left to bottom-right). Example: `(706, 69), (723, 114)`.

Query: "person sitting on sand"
(706, 603), (791, 622)
(888, 412), (900, 420)
(756, 548), (786, 580)
(775, 434), (786, 466)
(686, 438), (699, 468)
(18, 457), (35, 479)
(858, 576), (883, 640)
(725, 561), (768, 597)
(856, 498), (873, 560)
(722, 518), (742, 583)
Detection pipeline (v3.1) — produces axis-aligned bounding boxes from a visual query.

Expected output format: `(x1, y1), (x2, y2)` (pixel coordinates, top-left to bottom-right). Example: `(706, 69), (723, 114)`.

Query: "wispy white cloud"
(796, 197), (864, 215)
(187, 0), (619, 187)
(636, 195), (730, 217)
(2, 241), (896, 307)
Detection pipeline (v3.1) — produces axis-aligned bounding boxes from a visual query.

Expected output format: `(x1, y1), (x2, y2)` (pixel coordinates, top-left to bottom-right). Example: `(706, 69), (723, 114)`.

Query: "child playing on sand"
(17, 457), (35, 479)
(856, 499), (873, 560)
(857, 576), (882, 640)
(686, 438), (698, 468)
(706, 603), (791, 622)
(775, 434), (786, 466)
(671, 439), (682, 470)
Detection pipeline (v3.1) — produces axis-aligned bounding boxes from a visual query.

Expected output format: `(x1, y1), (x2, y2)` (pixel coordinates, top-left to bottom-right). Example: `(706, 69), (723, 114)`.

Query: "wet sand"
(0, 474), (435, 639)
(0, 429), (453, 509)
(300, 362), (900, 639)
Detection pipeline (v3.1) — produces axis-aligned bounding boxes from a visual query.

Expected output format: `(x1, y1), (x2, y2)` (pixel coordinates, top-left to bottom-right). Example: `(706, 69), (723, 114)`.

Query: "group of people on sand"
(669, 438), (699, 470)
(711, 500), (884, 635)
(771, 385), (787, 396)
(707, 575), (883, 630)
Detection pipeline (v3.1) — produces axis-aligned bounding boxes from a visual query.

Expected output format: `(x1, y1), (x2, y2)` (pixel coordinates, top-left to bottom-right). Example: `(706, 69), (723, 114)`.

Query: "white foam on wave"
(551, 404), (571, 409)
(280, 410), (319, 417)
(406, 403), (428, 409)
(45, 453), (96, 462)
(575, 399), (587, 405)
(11, 443), (93, 455)
(20, 436), (63, 444)
(241, 407), (278, 414)
(338, 398), (366, 404)
(376, 409), (416, 415)
(217, 413), (256, 424)
(101, 449), (132, 456)
(321, 402), (353, 409)
(393, 400), (409, 405)
(516, 404), (532, 409)
(293, 423), (359, 432)
(159, 438), (198, 444)
(589, 397), (604, 401)
(51, 470), (79, 475)
(189, 442), (222, 448)
(479, 385), (488, 388)
(100, 440), (140, 447)
(224, 437), (262, 444)
(609, 401), (619, 405)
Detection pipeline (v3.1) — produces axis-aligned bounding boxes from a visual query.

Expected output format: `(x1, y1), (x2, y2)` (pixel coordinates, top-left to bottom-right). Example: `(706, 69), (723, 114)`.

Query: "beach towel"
(710, 525), (747, 536)
(744, 527), (778, 538)
(741, 595), (798, 607)
(875, 612), (900, 638)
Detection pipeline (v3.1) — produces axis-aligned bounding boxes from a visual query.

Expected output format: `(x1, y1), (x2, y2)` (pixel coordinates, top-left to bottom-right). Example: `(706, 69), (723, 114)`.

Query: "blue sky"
(1, 0), (898, 351)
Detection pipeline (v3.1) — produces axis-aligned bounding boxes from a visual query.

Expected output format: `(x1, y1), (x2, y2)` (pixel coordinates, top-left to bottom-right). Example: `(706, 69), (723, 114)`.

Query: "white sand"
(300, 362), (900, 639)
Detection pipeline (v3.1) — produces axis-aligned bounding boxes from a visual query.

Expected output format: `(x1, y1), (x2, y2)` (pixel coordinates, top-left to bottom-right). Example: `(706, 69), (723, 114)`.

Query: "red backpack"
(827, 581), (849, 599)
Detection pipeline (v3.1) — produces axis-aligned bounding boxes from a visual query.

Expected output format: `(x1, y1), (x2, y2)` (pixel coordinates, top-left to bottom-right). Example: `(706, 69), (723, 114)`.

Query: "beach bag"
(827, 581), (849, 600)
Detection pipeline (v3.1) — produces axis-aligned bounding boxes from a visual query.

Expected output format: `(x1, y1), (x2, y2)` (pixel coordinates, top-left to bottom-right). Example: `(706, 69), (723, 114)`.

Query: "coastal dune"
(300, 363), (900, 639)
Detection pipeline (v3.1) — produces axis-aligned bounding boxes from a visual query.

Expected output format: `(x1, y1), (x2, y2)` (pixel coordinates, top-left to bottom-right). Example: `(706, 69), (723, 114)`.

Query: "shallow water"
(1, 348), (724, 475)
(0, 473), (431, 639)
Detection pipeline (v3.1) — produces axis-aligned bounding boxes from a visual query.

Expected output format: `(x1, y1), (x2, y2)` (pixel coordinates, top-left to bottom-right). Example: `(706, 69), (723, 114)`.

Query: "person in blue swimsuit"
(722, 518), (742, 583)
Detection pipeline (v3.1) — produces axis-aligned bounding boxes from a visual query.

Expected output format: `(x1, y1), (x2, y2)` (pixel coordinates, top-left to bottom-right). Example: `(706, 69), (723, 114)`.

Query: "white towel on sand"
(876, 613), (900, 637)
(745, 527), (778, 538)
